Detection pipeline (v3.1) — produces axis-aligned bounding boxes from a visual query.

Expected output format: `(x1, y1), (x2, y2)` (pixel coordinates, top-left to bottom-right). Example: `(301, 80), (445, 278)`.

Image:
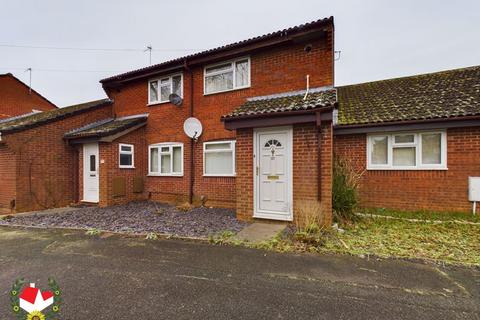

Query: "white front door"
(254, 127), (293, 221)
(83, 143), (99, 203)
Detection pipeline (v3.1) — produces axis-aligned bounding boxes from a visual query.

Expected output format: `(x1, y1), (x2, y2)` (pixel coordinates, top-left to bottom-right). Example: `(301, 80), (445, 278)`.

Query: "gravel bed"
(0, 201), (248, 238)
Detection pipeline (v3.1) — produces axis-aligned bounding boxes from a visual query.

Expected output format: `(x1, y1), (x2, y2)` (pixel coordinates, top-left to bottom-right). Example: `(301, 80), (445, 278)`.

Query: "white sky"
(1, 0), (479, 106)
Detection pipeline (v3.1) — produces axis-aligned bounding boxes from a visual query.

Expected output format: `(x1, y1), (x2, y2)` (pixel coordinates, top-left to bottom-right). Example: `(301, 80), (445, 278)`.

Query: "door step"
(235, 222), (287, 243)
(71, 202), (98, 208)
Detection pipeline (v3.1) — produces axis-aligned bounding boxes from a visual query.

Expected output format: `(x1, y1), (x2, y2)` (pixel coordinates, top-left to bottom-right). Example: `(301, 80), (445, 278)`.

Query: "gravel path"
(0, 201), (248, 238)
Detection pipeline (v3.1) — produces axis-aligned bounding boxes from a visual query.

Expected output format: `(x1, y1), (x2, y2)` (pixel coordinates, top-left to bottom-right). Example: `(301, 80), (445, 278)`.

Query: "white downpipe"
(303, 74), (310, 100)
(473, 201), (477, 215)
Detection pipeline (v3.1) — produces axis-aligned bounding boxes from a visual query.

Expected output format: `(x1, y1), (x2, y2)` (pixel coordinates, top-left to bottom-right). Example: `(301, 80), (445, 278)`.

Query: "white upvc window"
(367, 131), (447, 170)
(204, 57), (250, 95)
(149, 143), (183, 176)
(203, 140), (236, 176)
(119, 144), (135, 168)
(148, 73), (183, 104)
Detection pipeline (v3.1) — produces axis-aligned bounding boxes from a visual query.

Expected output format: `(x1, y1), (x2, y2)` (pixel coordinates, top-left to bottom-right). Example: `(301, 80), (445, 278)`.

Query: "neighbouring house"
(0, 99), (113, 213)
(0, 16), (479, 221)
(334, 66), (480, 213)
(0, 73), (57, 119)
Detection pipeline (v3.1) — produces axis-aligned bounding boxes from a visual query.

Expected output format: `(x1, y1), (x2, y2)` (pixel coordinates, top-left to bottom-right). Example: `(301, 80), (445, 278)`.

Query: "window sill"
(203, 85), (250, 96)
(147, 101), (172, 106)
(367, 167), (448, 171)
(147, 174), (184, 177)
(203, 174), (236, 177)
(119, 166), (135, 169)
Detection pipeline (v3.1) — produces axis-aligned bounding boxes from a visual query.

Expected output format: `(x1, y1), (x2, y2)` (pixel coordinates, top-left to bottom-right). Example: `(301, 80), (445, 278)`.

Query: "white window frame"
(119, 143), (135, 169)
(203, 140), (236, 177)
(203, 57), (251, 95)
(148, 73), (183, 105)
(148, 142), (184, 176)
(367, 130), (447, 170)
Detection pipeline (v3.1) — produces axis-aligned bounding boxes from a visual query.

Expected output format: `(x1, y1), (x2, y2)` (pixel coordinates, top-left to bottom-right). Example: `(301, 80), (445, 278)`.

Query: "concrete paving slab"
(235, 222), (286, 242)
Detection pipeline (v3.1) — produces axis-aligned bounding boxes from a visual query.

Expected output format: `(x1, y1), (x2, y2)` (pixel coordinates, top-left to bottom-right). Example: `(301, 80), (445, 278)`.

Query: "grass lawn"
(359, 207), (480, 223)
(321, 217), (480, 266)
(213, 215), (480, 267)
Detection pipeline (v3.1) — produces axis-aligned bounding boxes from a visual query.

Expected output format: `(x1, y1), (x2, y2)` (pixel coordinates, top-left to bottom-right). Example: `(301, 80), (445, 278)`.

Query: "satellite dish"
(183, 117), (203, 139)
(169, 93), (183, 106)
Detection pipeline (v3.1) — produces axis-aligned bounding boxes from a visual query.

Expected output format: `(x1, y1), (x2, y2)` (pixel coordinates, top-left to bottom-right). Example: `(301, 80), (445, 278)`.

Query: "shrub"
(332, 157), (363, 222)
(176, 202), (194, 212)
(293, 201), (327, 246)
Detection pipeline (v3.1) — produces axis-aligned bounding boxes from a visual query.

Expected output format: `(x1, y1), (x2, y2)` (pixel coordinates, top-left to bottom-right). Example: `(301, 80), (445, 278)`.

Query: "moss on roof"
(337, 65), (480, 126)
(223, 89), (337, 119)
(0, 98), (112, 134)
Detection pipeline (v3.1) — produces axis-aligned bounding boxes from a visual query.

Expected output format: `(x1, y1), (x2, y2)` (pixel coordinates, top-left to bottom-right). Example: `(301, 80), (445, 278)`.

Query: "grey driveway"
(0, 226), (479, 319)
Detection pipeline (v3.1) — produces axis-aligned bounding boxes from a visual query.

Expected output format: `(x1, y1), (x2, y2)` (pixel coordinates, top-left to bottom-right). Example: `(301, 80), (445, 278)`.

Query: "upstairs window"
(119, 144), (134, 168)
(149, 143), (183, 176)
(367, 131), (446, 170)
(204, 57), (250, 95)
(148, 73), (183, 104)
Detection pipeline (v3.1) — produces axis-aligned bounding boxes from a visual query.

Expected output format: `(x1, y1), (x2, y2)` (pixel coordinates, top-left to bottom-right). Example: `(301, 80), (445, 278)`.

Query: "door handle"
(90, 174), (96, 177)
(256, 167), (259, 176)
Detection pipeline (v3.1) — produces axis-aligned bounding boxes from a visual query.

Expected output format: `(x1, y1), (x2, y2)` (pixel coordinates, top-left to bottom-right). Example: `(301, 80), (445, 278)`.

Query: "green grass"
(322, 218), (480, 266)
(359, 208), (480, 223)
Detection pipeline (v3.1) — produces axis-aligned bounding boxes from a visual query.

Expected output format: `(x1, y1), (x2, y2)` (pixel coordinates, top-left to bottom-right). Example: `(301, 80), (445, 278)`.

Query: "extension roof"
(0, 98), (112, 135)
(336, 65), (480, 126)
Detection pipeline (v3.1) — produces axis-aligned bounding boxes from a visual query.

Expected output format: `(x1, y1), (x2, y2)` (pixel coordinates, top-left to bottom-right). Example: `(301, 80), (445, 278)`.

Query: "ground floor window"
(203, 140), (236, 176)
(149, 143), (183, 176)
(119, 144), (134, 168)
(367, 131), (446, 170)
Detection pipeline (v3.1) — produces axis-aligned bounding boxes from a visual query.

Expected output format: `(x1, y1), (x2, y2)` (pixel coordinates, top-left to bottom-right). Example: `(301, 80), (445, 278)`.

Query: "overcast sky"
(1, 0), (479, 107)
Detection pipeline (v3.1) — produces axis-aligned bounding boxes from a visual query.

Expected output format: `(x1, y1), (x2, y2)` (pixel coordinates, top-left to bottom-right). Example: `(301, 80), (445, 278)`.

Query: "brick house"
(0, 99), (113, 213)
(334, 66), (480, 213)
(1, 16), (479, 220)
(0, 73), (57, 119)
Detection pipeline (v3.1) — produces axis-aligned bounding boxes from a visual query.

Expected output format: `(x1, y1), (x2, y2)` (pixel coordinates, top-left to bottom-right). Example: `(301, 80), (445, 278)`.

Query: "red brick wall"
(236, 123), (333, 223)
(333, 127), (480, 213)
(0, 144), (17, 212)
(105, 27), (334, 207)
(3, 104), (113, 212)
(0, 74), (56, 119)
(98, 127), (148, 207)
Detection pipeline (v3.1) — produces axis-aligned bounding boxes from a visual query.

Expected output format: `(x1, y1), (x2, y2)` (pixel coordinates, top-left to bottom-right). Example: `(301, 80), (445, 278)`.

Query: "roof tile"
(336, 65), (480, 125)
(223, 89), (336, 119)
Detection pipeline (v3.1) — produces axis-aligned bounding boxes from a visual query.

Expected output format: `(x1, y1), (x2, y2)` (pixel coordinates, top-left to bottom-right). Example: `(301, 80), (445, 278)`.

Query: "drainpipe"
(316, 111), (322, 201)
(184, 60), (195, 204)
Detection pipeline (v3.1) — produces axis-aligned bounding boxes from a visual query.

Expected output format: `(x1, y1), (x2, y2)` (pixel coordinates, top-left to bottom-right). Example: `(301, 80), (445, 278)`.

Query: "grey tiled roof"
(64, 115), (147, 139)
(223, 89), (337, 119)
(336, 65), (480, 126)
(0, 99), (112, 134)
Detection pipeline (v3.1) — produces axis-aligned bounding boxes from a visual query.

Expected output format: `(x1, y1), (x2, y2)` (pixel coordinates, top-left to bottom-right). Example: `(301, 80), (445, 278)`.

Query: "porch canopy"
(222, 88), (337, 129)
(64, 114), (148, 144)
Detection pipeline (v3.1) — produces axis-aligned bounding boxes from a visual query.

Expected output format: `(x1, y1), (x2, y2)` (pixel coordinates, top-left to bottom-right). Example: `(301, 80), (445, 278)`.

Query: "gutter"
(221, 105), (336, 122)
(334, 115), (480, 135)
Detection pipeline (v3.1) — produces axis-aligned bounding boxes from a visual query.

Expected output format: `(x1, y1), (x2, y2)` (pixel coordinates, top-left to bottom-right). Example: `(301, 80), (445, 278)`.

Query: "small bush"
(295, 200), (327, 231)
(176, 202), (194, 212)
(332, 157), (363, 222)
